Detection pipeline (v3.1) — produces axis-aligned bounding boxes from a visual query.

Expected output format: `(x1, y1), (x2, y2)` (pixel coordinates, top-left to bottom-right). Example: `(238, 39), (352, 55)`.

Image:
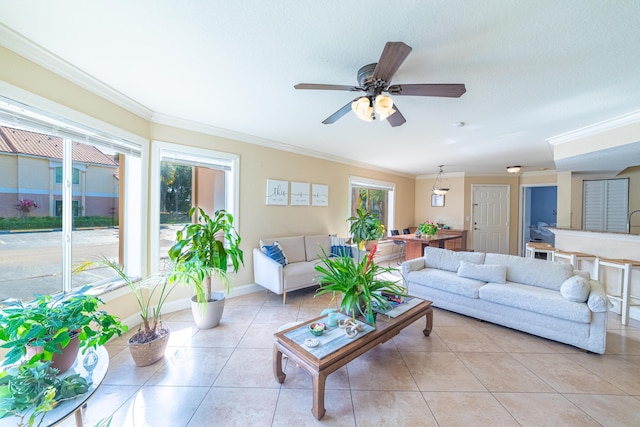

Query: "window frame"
(348, 176), (396, 239)
(149, 140), (240, 274)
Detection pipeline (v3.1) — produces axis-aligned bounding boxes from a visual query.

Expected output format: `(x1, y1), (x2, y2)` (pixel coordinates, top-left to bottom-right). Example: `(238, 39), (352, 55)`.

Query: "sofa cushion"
(458, 260), (507, 284)
(282, 261), (318, 290)
(479, 282), (592, 323)
(262, 242), (287, 266)
(261, 236), (306, 263)
(560, 275), (590, 303)
(304, 235), (331, 261)
(423, 247), (486, 272)
(406, 268), (486, 299)
(484, 253), (573, 291)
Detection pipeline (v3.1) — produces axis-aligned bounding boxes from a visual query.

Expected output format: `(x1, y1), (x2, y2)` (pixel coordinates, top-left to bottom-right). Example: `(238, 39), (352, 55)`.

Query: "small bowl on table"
(309, 322), (326, 336)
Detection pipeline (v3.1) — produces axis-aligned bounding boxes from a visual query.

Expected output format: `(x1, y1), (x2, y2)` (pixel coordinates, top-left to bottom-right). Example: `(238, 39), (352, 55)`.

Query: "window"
(349, 176), (395, 238)
(55, 167), (79, 184)
(0, 96), (145, 300)
(151, 141), (239, 272)
(583, 178), (629, 232)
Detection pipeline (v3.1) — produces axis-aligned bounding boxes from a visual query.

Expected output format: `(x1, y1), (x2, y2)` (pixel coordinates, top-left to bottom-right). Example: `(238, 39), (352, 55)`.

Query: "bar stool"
(525, 242), (555, 260)
(596, 257), (640, 326)
(551, 250), (597, 277)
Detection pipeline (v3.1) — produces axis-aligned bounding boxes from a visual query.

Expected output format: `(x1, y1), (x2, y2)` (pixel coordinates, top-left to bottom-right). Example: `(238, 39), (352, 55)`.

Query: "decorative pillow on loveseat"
(262, 242), (288, 266)
(457, 260), (507, 283)
(560, 275), (590, 302)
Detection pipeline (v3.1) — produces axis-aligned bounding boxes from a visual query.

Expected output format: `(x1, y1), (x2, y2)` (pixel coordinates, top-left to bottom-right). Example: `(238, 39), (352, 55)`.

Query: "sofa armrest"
(253, 248), (284, 295)
(401, 257), (426, 278)
(587, 279), (610, 313)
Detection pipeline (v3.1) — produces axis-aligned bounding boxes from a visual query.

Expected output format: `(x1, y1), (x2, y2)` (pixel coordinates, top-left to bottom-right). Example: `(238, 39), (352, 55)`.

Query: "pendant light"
(432, 165), (450, 195)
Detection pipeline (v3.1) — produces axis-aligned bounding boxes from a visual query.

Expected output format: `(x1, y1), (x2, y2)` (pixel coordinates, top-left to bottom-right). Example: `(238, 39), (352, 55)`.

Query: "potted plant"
(168, 207), (244, 329)
(74, 257), (178, 367)
(348, 208), (385, 252)
(0, 289), (127, 373)
(314, 244), (407, 325)
(0, 359), (90, 427)
(419, 220), (439, 237)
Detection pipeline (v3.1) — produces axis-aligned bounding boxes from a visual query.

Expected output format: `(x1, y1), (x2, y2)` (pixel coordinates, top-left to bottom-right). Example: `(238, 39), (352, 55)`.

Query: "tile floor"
(65, 287), (640, 427)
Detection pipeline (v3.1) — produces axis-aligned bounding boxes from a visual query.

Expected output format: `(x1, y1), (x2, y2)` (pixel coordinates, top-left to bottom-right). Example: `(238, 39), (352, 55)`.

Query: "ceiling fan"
(294, 41), (466, 127)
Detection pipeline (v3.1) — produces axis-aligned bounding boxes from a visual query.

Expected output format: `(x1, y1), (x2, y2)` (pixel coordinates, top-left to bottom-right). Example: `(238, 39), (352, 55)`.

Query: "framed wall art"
(312, 184), (329, 206)
(290, 182), (310, 206)
(431, 194), (445, 207)
(266, 179), (288, 205)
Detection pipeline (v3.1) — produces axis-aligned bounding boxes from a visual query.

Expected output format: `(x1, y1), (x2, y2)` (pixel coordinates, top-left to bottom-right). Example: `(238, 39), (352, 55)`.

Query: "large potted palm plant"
(168, 207), (244, 329)
(314, 244), (406, 325)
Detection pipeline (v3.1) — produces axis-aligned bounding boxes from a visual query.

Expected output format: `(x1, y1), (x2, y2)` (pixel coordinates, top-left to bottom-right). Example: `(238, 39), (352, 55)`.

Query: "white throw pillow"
(457, 260), (507, 284)
(560, 275), (590, 303)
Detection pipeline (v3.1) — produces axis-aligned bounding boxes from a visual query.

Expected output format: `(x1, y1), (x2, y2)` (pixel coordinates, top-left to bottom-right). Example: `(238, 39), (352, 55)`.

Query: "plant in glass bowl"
(419, 220), (439, 237)
(0, 289), (126, 373)
(347, 208), (385, 251)
(314, 244), (407, 325)
(0, 359), (90, 427)
(168, 207), (244, 329)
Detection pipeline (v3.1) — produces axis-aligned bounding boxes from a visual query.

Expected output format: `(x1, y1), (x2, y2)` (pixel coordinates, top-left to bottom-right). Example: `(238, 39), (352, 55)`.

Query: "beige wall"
(415, 175), (465, 229)
(150, 123), (416, 287)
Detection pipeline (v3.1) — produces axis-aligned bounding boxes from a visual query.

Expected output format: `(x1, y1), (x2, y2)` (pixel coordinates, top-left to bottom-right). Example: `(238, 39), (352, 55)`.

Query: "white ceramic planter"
(190, 291), (225, 329)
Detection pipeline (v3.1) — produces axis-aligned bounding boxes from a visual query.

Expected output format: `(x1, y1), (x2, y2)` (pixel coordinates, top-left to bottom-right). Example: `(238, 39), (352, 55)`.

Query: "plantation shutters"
(583, 178), (628, 232)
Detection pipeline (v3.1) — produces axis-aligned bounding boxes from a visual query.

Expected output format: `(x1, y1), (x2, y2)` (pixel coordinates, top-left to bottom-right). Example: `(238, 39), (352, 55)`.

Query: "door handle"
(474, 227), (480, 230)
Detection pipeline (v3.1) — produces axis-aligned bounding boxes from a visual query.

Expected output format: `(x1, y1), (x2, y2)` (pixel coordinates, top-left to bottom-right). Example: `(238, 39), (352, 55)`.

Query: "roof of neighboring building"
(0, 126), (119, 167)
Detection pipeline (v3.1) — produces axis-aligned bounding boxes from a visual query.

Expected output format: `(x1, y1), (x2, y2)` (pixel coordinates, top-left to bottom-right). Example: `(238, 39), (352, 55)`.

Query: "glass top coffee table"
(273, 297), (433, 420)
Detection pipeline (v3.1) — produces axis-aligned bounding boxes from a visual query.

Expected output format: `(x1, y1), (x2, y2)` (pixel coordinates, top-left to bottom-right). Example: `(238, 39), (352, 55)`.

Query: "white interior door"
(472, 185), (510, 254)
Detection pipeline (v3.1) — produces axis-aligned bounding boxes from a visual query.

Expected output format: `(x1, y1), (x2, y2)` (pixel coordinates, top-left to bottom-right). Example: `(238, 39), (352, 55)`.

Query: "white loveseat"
(402, 247), (608, 353)
(254, 235), (349, 303)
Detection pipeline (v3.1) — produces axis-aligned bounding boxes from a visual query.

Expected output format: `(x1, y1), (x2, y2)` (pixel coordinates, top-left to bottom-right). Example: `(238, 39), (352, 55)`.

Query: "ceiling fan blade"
(322, 99), (358, 124)
(295, 83), (360, 91)
(386, 106), (406, 127)
(387, 83), (466, 97)
(372, 42), (413, 82)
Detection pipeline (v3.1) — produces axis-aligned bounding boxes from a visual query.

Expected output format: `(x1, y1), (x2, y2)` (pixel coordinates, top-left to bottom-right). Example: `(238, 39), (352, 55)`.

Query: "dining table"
(389, 232), (465, 260)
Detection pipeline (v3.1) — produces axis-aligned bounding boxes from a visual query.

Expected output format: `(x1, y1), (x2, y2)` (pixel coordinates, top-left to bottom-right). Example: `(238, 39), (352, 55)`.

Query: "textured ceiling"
(1, 1), (639, 177)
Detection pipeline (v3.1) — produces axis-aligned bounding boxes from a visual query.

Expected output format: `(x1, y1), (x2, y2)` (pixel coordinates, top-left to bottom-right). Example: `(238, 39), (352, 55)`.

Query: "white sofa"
(254, 235), (348, 303)
(402, 247), (609, 353)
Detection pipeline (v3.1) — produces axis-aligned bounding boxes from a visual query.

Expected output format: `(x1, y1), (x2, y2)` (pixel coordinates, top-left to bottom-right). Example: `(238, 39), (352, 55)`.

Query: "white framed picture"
(312, 184), (329, 206)
(290, 182), (310, 206)
(266, 179), (288, 205)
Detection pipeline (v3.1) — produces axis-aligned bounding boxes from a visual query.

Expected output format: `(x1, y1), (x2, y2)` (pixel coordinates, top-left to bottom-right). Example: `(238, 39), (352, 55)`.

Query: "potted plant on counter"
(0, 289), (126, 373)
(314, 244), (407, 325)
(168, 207), (244, 329)
(348, 208), (385, 252)
(74, 257), (178, 367)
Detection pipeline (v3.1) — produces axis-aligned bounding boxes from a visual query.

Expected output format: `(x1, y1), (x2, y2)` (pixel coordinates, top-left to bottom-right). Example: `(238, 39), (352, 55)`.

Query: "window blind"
(583, 178), (629, 232)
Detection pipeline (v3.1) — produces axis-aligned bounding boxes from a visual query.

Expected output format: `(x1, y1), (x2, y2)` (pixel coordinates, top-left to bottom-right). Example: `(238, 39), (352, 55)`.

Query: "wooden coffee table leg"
(423, 306), (433, 336)
(273, 344), (286, 383)
(311, 372), (328, 420)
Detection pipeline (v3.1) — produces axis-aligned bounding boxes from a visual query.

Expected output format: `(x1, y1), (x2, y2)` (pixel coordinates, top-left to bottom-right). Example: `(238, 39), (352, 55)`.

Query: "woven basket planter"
(128, 326), (170, 367)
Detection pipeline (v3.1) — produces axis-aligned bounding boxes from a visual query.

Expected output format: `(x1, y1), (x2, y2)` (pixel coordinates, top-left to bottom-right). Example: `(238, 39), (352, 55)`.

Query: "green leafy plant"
(314, 244), (407, 325)
(168, 207), (244, 304)
(0, 290), (127, 367)
(419, 220), (438, 236)
(0, 359), (89, 427)
(348, 208), (385, 249)
(74, 257), (177, 344)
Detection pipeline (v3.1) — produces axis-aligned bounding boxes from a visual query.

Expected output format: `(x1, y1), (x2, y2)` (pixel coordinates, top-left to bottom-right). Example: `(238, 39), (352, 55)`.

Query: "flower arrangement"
(419, 220), (439, 236)
(17, 199), (38, 217)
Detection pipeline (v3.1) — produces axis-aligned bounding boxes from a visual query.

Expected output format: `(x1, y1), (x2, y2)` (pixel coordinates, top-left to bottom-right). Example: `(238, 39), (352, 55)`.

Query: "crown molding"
(1, 23), (153, 120)
(151, 112), (415, 179)
(547, 110), (640, 146)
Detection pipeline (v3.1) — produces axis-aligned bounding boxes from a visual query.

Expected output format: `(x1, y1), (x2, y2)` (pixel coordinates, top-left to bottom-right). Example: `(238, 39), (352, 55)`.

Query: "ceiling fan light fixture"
(507, 165), (521, 174)
(374, 94), (395, 121)
(351, 97), (373, 121)
(432, 165), (451, 195)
